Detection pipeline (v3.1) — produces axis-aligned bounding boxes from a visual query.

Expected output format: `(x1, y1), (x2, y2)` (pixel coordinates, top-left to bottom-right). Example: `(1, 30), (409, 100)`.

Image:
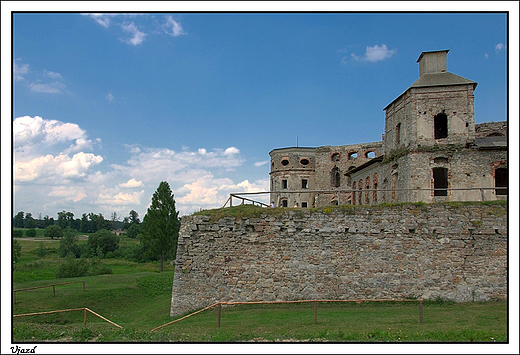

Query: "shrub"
(13, 239), (21, 262)
(55, 258), (90, 278)
(88, 260), (113, 276)
(87, 229), (120, 258)
(55, 258), (113, 278)
(13, 229), (23, 238)
(25, 228), (37, 238)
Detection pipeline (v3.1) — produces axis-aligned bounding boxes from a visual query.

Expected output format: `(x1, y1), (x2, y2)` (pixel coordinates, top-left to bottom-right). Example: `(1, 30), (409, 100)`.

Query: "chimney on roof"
(417, 50), (449, 76)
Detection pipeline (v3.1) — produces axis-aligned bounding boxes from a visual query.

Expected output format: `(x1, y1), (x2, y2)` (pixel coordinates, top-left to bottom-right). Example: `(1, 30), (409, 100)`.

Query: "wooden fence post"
(52, 285), (56, 297)
(13, 291), (16, 305)
(82, 281), (86, 291)
(84, 308), (87, 327)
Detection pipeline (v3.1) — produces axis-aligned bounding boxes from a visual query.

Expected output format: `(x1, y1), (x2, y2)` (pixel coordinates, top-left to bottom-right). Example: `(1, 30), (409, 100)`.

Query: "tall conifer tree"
(142, 181), (180, 271)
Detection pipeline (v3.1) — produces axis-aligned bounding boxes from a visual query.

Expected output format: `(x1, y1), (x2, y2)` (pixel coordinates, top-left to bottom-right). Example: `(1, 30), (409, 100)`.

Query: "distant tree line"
(13, 181), (180, 273)
(13, 209), (142, 234)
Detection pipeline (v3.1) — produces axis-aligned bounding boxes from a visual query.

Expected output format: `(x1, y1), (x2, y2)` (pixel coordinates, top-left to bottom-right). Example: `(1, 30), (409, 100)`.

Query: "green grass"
(194, 200), (507, 222)
(11, 237), (508, 342)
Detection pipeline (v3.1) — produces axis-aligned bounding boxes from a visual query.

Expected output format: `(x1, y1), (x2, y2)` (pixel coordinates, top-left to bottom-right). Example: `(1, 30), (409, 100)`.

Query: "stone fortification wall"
(170, 203), (507, 316)
(475, 122), (507, 138)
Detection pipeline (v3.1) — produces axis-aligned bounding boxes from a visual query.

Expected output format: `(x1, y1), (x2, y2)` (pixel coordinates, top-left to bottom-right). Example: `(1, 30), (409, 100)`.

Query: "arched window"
(352, 181), (357, 205)
(365, 151), (375, 159)
(331, 153), (341, 162)
(372, 173), (378, 203)
(395, 123), (401, 145)
(358, 179), (363, 205)
(331, 167), (341, 187)
(365, 177), (370, 204)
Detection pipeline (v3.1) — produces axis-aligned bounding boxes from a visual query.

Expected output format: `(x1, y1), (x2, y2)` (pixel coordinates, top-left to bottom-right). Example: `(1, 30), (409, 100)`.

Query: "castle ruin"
(269, 50), (507, 208)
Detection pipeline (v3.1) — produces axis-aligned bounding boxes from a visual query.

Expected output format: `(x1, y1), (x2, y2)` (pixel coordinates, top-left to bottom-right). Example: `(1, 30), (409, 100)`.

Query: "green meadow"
(12, 232), (507, 342)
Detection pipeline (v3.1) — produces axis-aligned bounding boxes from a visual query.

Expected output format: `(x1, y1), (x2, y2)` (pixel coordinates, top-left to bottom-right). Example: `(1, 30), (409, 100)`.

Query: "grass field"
(11, 233), (509, 343)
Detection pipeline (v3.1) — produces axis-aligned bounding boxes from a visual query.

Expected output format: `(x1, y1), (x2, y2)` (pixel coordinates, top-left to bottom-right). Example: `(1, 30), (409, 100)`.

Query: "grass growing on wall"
(193, 200), (506, 221)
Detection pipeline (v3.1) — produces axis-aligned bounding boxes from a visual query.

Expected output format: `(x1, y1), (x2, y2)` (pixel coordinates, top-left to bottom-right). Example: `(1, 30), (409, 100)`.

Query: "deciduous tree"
(44, 225), (63, 240)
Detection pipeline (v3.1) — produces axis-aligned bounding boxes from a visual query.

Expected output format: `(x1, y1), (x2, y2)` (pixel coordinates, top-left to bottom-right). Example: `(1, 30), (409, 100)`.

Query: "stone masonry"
(170, 203), (507, 316)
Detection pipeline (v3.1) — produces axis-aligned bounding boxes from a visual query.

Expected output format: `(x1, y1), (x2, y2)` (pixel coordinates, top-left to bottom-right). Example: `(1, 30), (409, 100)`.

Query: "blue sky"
(6, 8), (512, 220)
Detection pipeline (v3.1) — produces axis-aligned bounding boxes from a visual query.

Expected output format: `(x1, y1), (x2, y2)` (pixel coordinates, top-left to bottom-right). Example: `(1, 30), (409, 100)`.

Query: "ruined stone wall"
(170, 203), (507, 316)
(412, 84), (476, 147)
(475, 122), (508, 138)
(384, 84), (476, 155)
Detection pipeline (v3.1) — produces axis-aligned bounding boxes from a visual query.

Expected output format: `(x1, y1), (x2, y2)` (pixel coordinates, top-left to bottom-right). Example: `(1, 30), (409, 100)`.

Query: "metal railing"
(223, 187), (506, 208)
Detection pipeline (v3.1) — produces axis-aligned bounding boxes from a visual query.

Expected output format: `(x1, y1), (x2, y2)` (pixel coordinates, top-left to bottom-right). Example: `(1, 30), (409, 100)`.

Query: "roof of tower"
(384, 50), (477, 111)
(409, 71), (477, 89)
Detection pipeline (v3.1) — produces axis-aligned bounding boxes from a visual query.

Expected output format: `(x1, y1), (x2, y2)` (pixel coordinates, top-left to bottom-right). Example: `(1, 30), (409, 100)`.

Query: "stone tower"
(383, 50), (477, 156)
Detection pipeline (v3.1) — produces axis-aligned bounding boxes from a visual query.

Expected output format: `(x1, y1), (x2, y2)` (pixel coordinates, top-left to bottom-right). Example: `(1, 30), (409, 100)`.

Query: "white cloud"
(495, 43), (505, 51)
(175, 175), (269, 214)
(88, 13), (112, 28)
(14, 116), (91, 155)
(120, 178), (143, 188)
(48, 187), (87, 202)
(12, 116), (264, 218)
(29, 81), (66, 94)
(162, 16), (186, 37)
(64, 138), (94, 154)
(106, 93), (115, 102)
(120, 22), (146, 45)
(43, 70), (63, 79)
(254, 161), (268, 167)
(351, 44), (396, 63)
(224, 147), (240, 155)
(97, 190), (145, 206)
(14, 152), (103, 182)
(117, 146), (244, 182)
(14, 61), (29, 81)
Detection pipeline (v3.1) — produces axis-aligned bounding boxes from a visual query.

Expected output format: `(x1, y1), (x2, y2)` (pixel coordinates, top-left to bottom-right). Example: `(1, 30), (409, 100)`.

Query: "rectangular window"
(301, 202), (308, 208)
(495, 167), (507, 195)
(282, 179), (288, 189)
(282, 200), (288, 207)
(302, 179), (308, 189)
(433, 167), (448, 196)
(434, 113), (448, 139)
